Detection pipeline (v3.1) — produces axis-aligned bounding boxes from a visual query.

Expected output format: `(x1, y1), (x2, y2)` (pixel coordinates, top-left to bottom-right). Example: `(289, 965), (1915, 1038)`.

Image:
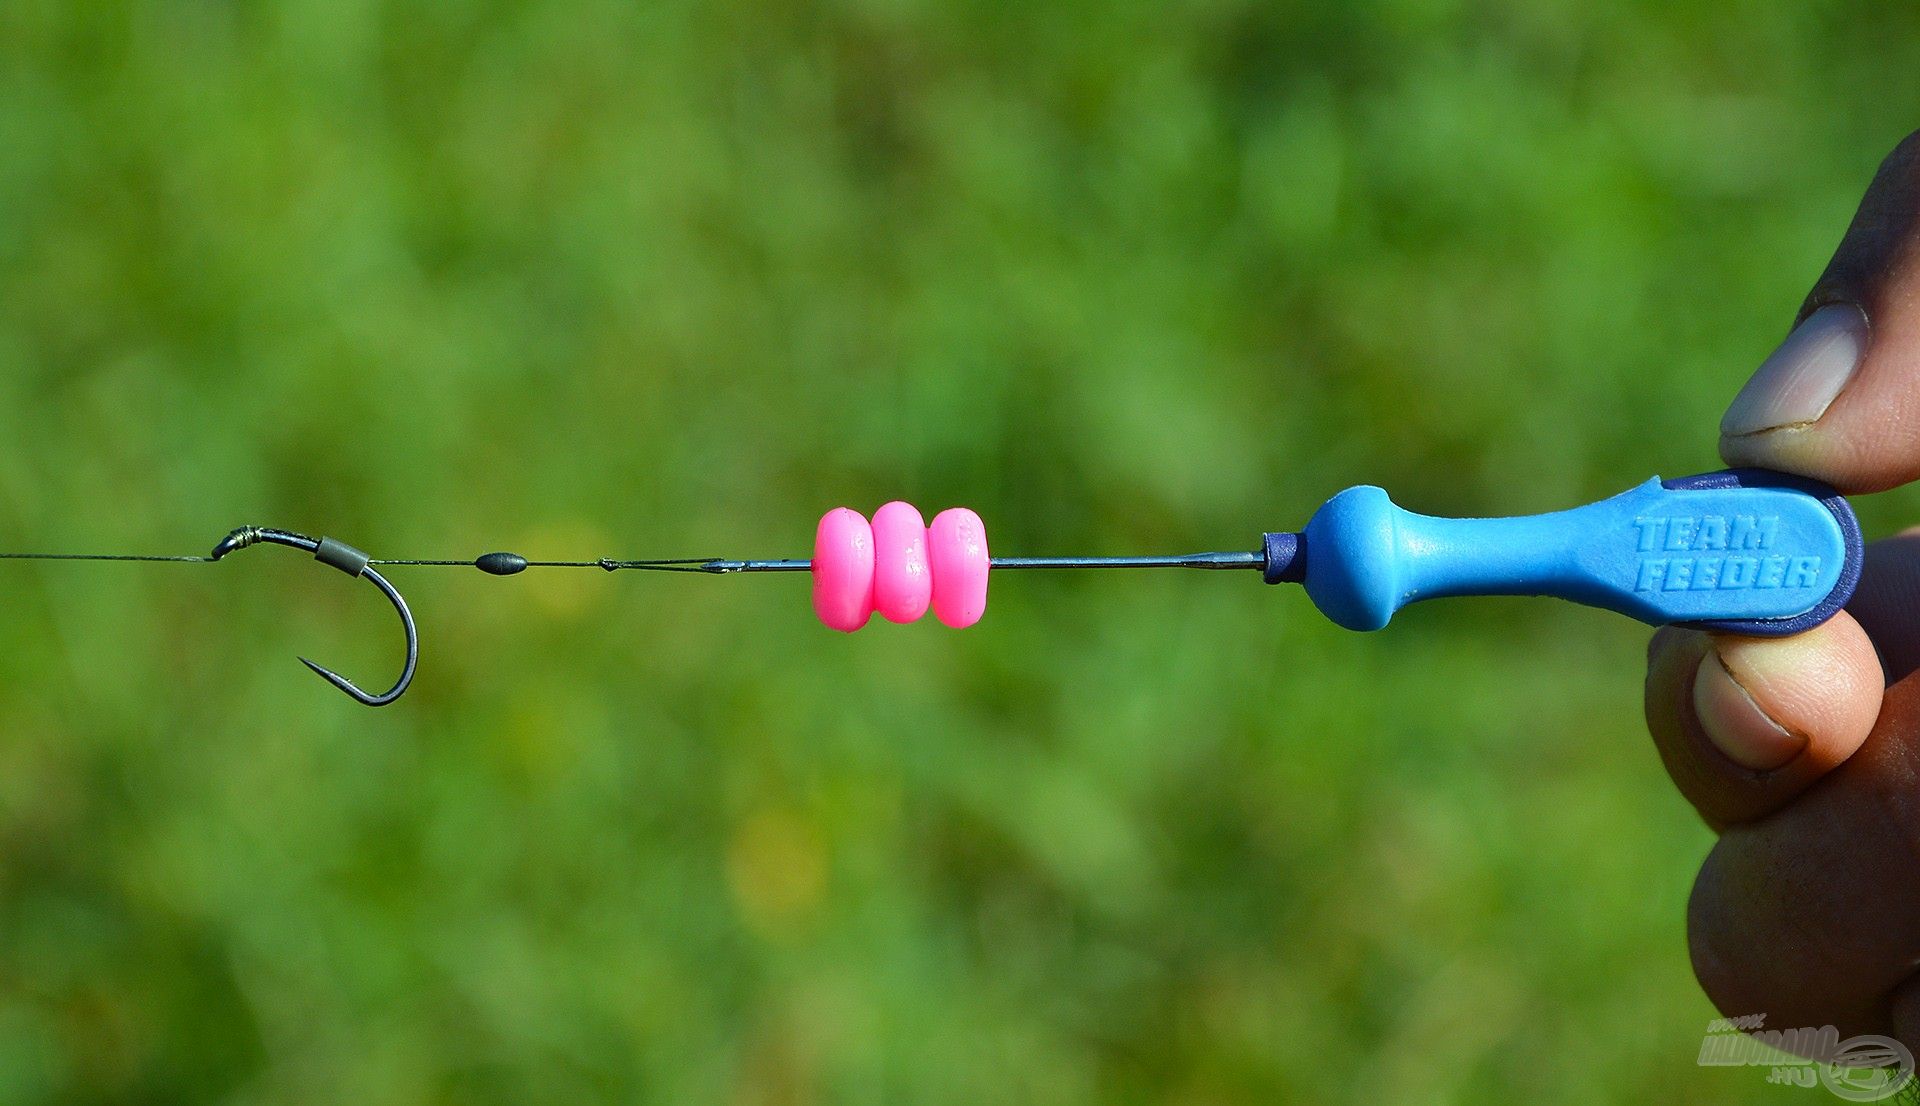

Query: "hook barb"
(211, 527), (419, 706)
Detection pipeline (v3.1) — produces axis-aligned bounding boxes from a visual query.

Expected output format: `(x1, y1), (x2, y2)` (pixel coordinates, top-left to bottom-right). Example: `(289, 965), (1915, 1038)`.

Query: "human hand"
(1646, 130), (1920, 1044)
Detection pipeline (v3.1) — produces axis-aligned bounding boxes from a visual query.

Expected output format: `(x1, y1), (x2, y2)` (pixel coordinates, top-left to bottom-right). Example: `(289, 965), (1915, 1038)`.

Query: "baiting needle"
(0, 467), (1864, 707)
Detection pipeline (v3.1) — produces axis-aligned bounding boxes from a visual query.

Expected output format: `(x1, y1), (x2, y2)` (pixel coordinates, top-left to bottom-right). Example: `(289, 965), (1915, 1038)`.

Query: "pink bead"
(812, 508), (874, 632)
(870, 501), (932, 623)
(928, 507), (989, 628)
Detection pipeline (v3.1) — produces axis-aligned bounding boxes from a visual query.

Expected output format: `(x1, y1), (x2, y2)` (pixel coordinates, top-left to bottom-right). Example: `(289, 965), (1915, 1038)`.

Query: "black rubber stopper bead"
(475, 552), (529, 576)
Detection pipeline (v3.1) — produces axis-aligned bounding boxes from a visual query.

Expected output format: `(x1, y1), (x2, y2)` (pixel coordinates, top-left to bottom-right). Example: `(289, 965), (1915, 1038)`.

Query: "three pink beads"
(811, 503), (989, 631)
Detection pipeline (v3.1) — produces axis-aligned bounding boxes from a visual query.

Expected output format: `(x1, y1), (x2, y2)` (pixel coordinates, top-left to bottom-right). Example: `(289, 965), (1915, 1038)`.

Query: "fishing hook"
(209, 526), (418, 706)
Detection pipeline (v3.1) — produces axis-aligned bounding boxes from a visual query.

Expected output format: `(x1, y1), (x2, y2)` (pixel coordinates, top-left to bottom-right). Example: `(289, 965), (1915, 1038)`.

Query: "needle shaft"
(681, 551), (1264, 574)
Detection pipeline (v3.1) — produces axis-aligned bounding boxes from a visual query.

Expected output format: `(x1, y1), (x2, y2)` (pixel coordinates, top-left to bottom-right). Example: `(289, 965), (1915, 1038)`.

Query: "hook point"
(299, 656), (405, 707)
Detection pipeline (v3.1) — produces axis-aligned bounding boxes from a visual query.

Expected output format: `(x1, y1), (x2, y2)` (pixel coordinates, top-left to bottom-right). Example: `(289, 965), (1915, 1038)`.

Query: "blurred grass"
(0, 1), (1917, 1102)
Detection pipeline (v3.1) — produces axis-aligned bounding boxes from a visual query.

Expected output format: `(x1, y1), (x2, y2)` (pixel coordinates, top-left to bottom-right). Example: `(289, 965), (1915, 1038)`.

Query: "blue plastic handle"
(1265, 469), (1861, 635)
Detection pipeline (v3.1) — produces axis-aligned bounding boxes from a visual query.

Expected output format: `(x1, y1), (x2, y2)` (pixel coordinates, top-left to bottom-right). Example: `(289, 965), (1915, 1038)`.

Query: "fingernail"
(1720, 303), (1869, 436)
(1693, 651), (1806, 771)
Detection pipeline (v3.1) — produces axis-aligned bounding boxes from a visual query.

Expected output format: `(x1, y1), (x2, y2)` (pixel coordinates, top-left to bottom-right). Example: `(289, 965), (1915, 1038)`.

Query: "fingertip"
(1693, 650), (1807, 772)
(1718, 303), (1868, 439)
(1718, 416), (1916, 496)
(1718, 422), (1824, 482)
(1646, 614), (1883, 827)
(1710, 619), (1881, 774)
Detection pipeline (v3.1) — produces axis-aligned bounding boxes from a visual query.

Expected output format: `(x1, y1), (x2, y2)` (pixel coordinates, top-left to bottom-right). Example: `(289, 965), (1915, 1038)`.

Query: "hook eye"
(210, 527), (418, 706)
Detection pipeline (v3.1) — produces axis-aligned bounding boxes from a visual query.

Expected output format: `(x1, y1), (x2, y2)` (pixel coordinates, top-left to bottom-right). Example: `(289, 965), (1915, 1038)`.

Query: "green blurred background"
(1, 2), (1917, 1102)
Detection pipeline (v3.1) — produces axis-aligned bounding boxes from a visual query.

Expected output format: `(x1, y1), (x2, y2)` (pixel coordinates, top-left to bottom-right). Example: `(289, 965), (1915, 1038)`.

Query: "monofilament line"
(0, 552), (216, 563)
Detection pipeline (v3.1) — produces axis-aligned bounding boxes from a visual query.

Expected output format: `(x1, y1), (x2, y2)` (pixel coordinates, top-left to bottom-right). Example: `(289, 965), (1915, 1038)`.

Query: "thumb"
(1721, 131), (1920, 494)
(1646, 616), (1883, 829)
